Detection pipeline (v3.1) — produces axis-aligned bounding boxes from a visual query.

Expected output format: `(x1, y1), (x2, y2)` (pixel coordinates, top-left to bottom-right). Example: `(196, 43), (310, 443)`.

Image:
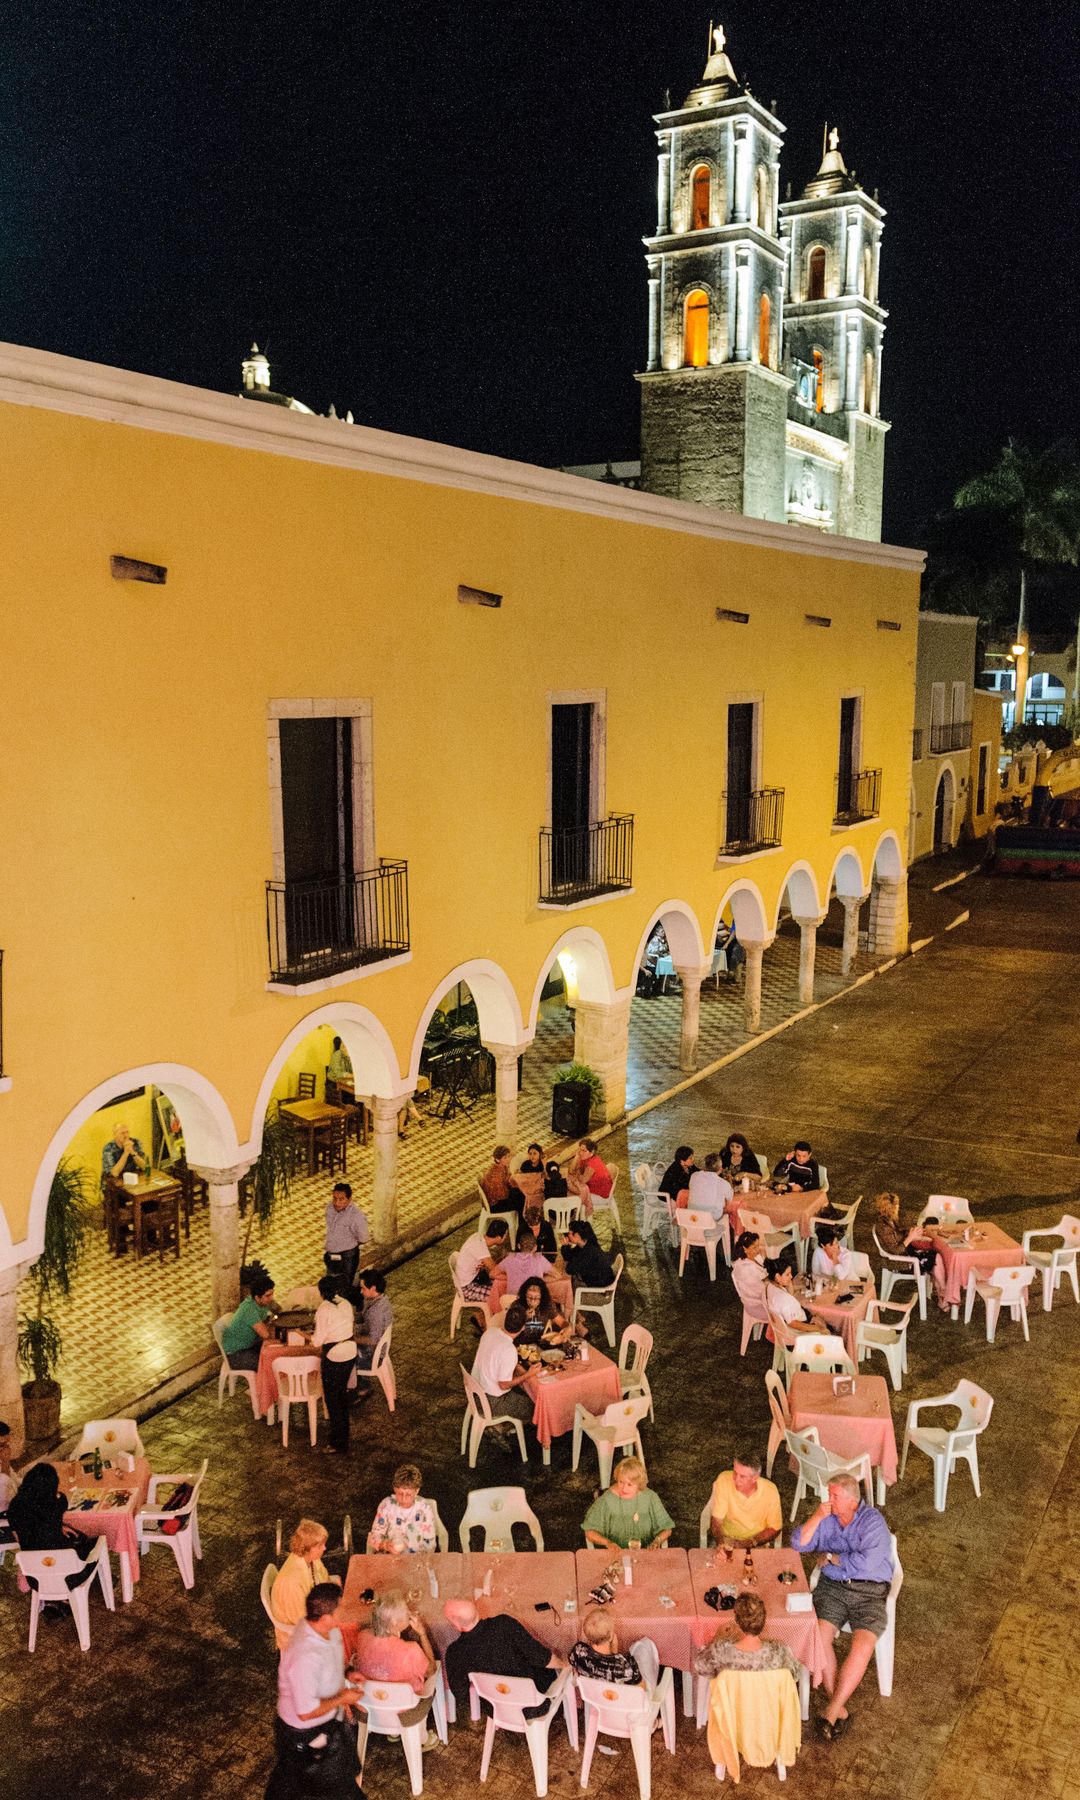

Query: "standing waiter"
(310, 1277), (357, 1457)
(265, 1583), (364, 1798)
(323, 1182), (369, 1294)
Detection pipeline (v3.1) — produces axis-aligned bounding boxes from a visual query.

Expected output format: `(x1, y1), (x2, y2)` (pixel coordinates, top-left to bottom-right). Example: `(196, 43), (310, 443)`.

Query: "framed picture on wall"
(154, 1089), (185, 1165)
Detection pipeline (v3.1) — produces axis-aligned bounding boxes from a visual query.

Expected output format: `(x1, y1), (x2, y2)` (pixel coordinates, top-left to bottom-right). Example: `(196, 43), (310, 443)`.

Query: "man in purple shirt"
(791, 1474), (894, 1742)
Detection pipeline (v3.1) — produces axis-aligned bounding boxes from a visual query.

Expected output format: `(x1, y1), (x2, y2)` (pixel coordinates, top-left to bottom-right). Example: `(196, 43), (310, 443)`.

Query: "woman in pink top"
(568, 1139), (612, 1215)
(351, 1589), (437, 1733)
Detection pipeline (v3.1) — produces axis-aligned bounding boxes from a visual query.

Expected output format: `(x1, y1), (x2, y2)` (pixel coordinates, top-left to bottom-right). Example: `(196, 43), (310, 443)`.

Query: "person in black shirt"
(543, 1161), (568, 1200)
(658, 1146), (696, 1206)
(8, 1463), (96, 1591)
(770, 1141), (820, 1192)
(443, 1598), (564, 1718)
(561, 1219), (615, 1289)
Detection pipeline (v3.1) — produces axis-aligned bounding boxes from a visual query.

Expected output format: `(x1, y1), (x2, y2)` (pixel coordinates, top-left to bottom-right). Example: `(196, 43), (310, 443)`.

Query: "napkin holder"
(122, 1171), (139, 1188)
(831, 1374), (855, 1397)
(785, 1592), (813, 1613)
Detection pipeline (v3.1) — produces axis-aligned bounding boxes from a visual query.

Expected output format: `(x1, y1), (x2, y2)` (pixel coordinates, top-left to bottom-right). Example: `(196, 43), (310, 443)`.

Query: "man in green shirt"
(222, 1275), (276, 1370)
(583, 1456), (675, 1551)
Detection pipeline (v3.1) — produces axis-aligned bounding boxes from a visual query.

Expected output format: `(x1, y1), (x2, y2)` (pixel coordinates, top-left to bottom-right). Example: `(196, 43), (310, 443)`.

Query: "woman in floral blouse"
(693, 1591), (803, 1680)
(370, 1462), (438, 1554)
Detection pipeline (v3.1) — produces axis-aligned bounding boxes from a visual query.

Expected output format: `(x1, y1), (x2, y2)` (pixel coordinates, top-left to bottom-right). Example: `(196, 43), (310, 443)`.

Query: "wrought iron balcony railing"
(266, 862), (409, 984)
(834, 767), (882, 825)
(930, 719), (973, 754)
(719, 787), (785, 856)
(538, 814), (634, 905)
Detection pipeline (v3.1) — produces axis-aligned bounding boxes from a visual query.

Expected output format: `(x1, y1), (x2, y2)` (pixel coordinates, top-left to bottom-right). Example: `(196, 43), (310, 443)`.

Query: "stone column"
(483, 1043), (529, 1146)
(369, 1096), (403, 1245)
(573, 996), (633, 1125)
(794, 915), (826, 1006)
(734, 249), (751, 361)
(867, 875), (909, 957)
(840, 894), (868, 976)
(646, 268), (661, 371)
(191, 1161), (254, 1324)
(674, 964), (711, 1072)
(741, 941), (766, 1034)
(0, 1260), (33, 1455)
(656, 139), (671, 233)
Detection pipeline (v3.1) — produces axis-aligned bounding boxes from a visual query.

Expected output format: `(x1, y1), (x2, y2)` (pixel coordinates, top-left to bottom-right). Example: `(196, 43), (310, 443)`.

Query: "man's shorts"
(814, 1576), (889, 1638)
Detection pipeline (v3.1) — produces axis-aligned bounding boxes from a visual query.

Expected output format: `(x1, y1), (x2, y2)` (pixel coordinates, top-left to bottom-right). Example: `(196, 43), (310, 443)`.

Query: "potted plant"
(18, 1156), (92, 1443)
(549, 1059), (605, 1131)
(240, 1113), (294, 1269)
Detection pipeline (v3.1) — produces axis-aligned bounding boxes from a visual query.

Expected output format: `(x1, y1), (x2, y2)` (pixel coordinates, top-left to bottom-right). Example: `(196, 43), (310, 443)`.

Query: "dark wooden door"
(551, 703), (592, 885)
(726, 703), (754, 843)
(837, 697), (857, 814)
(279, 718), (354, 955)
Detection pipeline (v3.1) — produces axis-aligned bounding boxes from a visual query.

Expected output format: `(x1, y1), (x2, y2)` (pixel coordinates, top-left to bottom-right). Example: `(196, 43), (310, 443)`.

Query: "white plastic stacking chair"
(17, 1536), (115, 1652)
(784, 1332), (855, 1380)
(136, 1457), (208, 1590)
(458, 1485), (544, 1551)
(809, 1531), (903, 1696)
(571, 1252), (624, 1346)
(589, 1165), (621, 1232)
(477, 1183), (519, 1249)
(900, 1379), (993, 1512)
(739, 1293), (769, 1355)
(634, 1165), (675, 1245)
(706, 1667), (801, 1781)
(365, 1500), (449, 1554)
(855, 1296), (915, 1390)
(448, 1252), (490, 1341)
(572, 1394), (648, 1486)
(741, 1208), (799, 1263)
(818, 1164), (829, 1192)
(356, 1675), (439, 1797)
(576, 1665), (676, 1800)
(805, 1195), (861, 1259)
(355, 1326), (397, 1411)
(470, 1668), (577, 1798)
(460, 1364), (528, 1468)
(764, 1368), (793, 1478)
(259, 1561), (279, 1639)
(964, 1263), (1036, 1342)
(212, 1313), (261, 1417)
(917, 1195), (973, 1226)
(677, 1210), (723, 1281)
(1023, 1215), (1080, 1311)
(872, 1230), (929, 1321)
(274, 1355), (326, 1448)
(74, 1418), (146, 1465)
(786, 1427), (872, 1519)
(543, 1196), (581, 1236)
(279, 1284), (323, 1310)
(618, 1323), (655, 1421)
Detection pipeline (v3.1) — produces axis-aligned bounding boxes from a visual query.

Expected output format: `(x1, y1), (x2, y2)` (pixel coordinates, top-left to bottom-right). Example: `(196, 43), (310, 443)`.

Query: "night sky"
(2, 0), (1076, 546)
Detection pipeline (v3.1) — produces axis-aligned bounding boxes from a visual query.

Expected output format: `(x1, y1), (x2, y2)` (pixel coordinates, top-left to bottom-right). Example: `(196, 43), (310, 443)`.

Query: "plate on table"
(540, 1349), (566, 1366)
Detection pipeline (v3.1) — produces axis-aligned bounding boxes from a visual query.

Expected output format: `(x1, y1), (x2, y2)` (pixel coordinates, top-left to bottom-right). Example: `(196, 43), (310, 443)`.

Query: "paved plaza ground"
(3, 866), (1079, 1800)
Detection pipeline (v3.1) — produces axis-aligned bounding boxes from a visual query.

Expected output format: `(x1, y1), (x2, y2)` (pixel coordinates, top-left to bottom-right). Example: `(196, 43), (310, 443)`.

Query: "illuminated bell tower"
(638, 25), (789, 521)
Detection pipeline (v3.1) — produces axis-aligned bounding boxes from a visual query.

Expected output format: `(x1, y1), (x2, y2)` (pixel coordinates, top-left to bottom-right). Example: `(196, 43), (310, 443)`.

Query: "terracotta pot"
(21, 1379), (62, 1445)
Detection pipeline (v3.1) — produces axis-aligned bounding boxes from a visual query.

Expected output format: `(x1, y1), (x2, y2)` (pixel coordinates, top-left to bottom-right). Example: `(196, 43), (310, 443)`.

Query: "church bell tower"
(637, 25), (789, 521)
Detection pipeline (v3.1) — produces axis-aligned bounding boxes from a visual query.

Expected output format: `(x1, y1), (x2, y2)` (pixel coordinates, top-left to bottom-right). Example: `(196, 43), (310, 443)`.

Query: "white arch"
(251, 1002), (406, 1148)
(712, 878), (772, 946)
(527, 927), (619, 1033)
(871, 829), (905, 883)
(13, 1063), (239, 1269)
(827, 847), (868, 900)
(773, 861), (822, 930)
(407, 958), (527, 1083)
(629, 900), (707, 978)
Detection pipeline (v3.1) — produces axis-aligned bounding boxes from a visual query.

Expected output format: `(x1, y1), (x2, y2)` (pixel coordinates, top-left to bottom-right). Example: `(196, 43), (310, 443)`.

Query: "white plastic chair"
(740, 1208), (799, 1263)
(470, 1668), (577, 1798)
(805, 1196), (862, 1261)
(365, 1500), (450, 1554)
(786, 1427), (872, 1519)
(572, 1394), (649, 1486)
(917, 1195), (973, 1226)
(872, 1230), (929, 1322)
(810, 1531), (904, 1696)
(855, 1296), (915, 1390)
(783, 1332), (855, 1380)
(964, 1263), (1036, 1342)
(212, 1313), (261, 1417)
(571, 1252), (624, 1346)
(738, 1293), (769, 1355)
(74, 1418), (146, 1465)
(764, 1368), (793, 1479)
(848, 1250), (873, 1281)
(279, 1284), (323, 1310)
(576, 1666), (676, 1800)
(274, 1355), (326, 1449)
(543, 1196), (581, 1236)
(355, 1675), (438, 1797)
(618, 1323), (655, 1422)
(16, 1536), (115, 1651)
(588, 1165), (621, 1232)
(259, 1561), (278, 1638)
(899, 1379), (993, 1512)
(136, 1458), (208, 1590)
(448, 1252), (490, 1341)
(706, 1667), (801, 1781)
(818, 1164), (829, 1193)
(677, 1210), (723, 1281)
(634, 1165), (675, 1246)
(458, 1485), (544, 1551)
(1023, 1215), (1080, 1311)
(460, 1364), (528, 1469)
(478, 1183), (519, 1249)
(356, 1326), (397, 1410)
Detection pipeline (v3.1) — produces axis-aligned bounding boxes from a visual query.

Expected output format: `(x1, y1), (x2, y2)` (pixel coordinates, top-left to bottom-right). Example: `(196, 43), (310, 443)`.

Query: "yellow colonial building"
(0, 341), (922, 1443)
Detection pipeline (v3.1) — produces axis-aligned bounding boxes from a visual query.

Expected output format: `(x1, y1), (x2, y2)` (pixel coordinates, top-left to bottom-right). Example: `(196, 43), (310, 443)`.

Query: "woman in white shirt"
(810, 1227), (853, 1283)
(731, 1232), (768, 1312)
(764, 1258), (809, 1336)
(309, 1276), (357, 1456)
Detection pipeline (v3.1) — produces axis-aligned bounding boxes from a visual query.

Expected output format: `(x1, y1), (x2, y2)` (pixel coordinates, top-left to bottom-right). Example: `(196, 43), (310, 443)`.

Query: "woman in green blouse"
(582, 1455), (674, 1551)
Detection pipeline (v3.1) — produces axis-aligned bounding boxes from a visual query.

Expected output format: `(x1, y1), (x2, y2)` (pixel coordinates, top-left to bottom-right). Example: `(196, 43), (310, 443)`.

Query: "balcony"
(912, 727), (923, 761)
(719, 787), (785, 856)
(266, 862), (410, 984)
(834, 767), (882, 825)
(930, 719), (973, 754)
(538, 814), (634, 905)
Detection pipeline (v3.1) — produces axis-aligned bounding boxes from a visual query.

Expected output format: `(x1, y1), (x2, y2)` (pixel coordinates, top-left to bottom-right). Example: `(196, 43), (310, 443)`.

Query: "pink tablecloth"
(524, 1346), (621, 1448)
(931, 1222), (1023, 1310)
(256, 1338), (317, 1418)
(341, 1550), (580, 1656)
(736, 1187), (826, 1240)
(55, 1457), (150, 1587)
(788, 1371), (898, 1486)
(487, 1267), (574, 1318)
(575, 1547), (697, 1671)
(804, 1277), (875, 1363)
(687, 1547), (827, 1685)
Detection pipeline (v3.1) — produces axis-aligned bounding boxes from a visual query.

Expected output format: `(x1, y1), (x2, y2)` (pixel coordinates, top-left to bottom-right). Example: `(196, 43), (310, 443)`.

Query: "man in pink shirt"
(498, 1229), (553, 1297)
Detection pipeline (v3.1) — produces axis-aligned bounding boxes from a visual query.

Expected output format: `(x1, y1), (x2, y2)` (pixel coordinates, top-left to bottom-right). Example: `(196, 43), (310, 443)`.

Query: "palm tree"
(951, 442), (1080, 731)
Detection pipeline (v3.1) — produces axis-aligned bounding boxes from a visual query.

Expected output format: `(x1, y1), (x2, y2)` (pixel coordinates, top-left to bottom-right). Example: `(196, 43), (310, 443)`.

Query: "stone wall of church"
(838, 415), (887, 541)
(639, 365), (787, 520)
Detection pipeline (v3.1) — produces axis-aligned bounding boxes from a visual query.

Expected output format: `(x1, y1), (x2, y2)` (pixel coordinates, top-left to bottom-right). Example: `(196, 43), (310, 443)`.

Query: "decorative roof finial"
(713, 22), (725, 54)
(829, 126), (840, 152)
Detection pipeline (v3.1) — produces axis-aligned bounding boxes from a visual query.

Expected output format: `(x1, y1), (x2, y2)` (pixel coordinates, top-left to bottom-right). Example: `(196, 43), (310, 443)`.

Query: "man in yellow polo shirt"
(710, 1450), (782, 1547)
